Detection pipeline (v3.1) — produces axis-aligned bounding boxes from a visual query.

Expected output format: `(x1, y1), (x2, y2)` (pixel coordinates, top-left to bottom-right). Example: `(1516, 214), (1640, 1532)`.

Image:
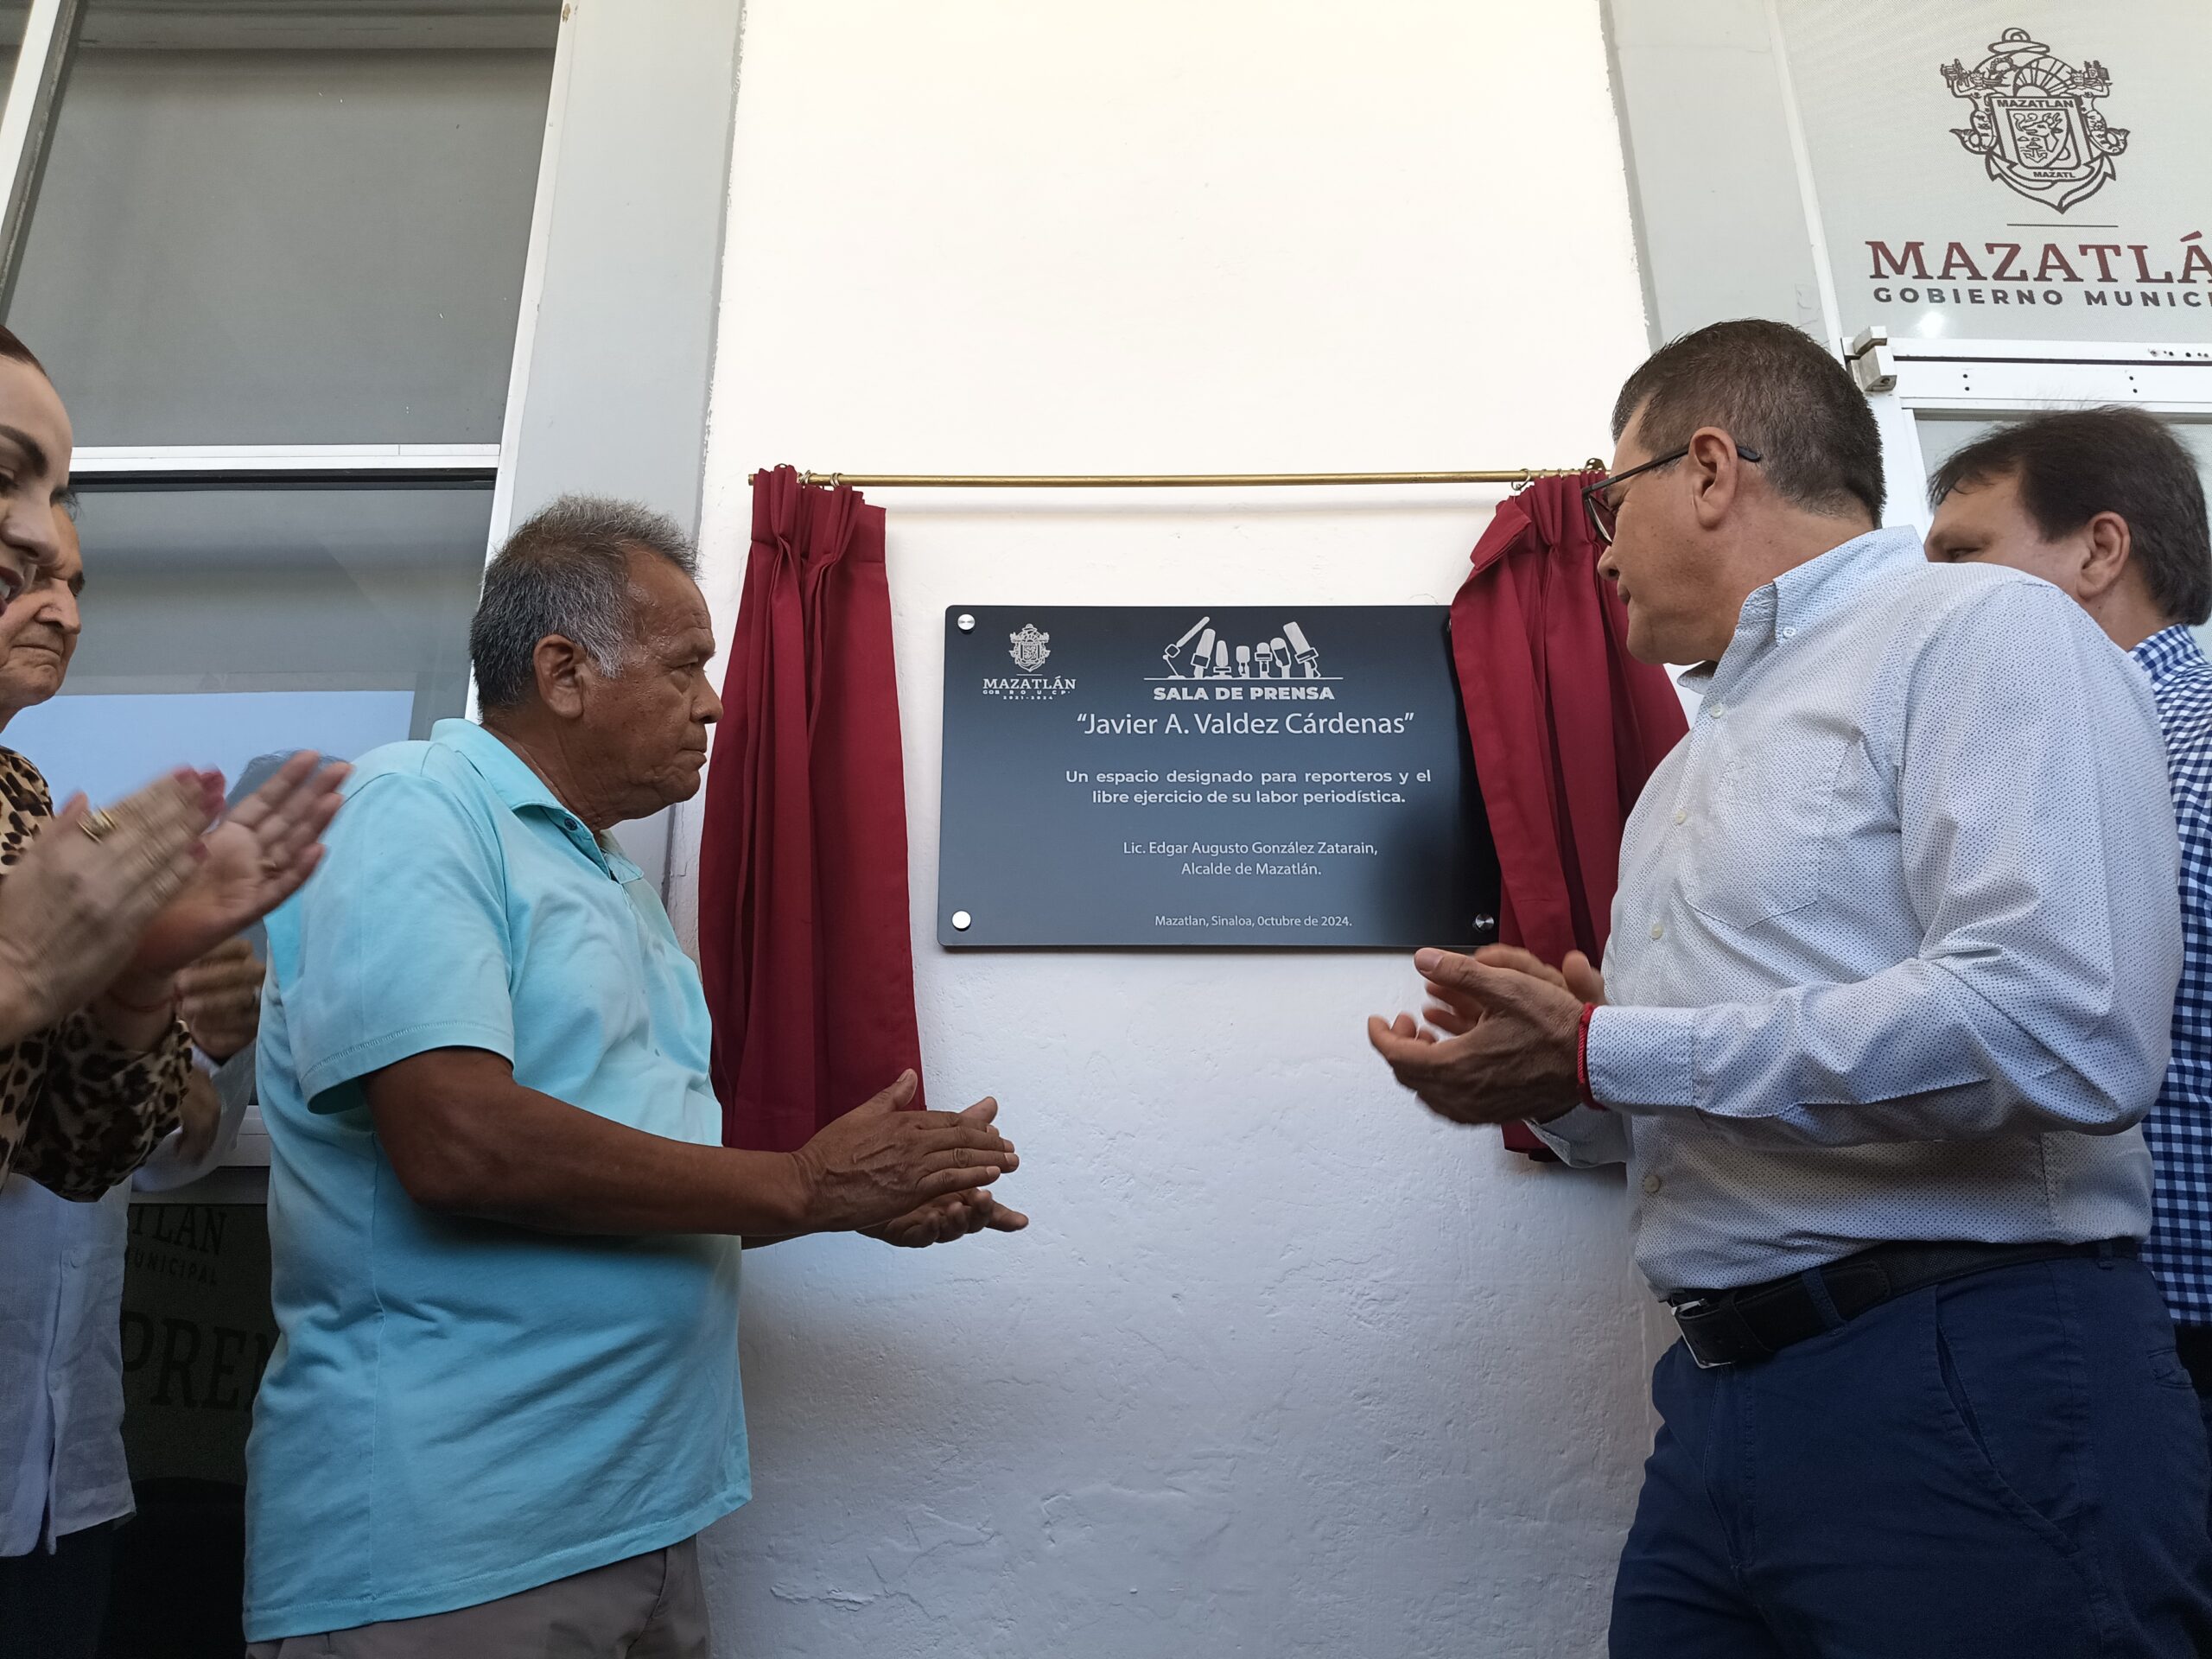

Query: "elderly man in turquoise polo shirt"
(243, 497), (1024, 1658)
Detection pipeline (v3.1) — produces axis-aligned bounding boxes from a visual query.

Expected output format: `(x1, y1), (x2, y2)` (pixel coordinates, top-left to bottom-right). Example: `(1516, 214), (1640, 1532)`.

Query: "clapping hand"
(128, 752), (350, 980)
(0, 770), (219, 1040)
(1366, 945), (1601, 1127)
(792, 1072), (1022, 1233)
(178, 938), (265, 1063)
(864, 1102), (1032, 1251)
(867, 1189), (1030, 1248)
(1422, 944), (1606, 1033)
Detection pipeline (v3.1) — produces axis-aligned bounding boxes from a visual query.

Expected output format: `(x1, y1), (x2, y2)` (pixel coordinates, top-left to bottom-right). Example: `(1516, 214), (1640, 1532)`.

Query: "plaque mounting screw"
(957, 613), (976, 632)
(951, 910), (973, 931)
(1472, 914), (1497, 933)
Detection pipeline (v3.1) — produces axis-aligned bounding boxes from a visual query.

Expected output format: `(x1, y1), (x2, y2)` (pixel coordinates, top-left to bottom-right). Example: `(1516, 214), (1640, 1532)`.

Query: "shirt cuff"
(1585, 1003), (1697, 1113)
(136, 1050), (254, 1192)
(1528, 1103), (1622, 1166)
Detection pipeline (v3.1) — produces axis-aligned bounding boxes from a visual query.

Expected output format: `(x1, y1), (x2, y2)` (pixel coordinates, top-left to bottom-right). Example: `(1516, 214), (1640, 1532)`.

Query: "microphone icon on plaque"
(1164, 615), (1211, 676)
(1147, 615), (1337, 681)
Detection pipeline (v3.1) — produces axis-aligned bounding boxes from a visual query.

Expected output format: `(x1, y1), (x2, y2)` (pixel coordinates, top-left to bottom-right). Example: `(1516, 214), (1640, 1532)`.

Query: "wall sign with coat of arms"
(1942, 27), (2128, 213)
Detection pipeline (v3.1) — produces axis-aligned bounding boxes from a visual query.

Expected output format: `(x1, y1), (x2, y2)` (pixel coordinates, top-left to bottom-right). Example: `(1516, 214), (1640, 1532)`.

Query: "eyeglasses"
(1581, 442), (1763, 546)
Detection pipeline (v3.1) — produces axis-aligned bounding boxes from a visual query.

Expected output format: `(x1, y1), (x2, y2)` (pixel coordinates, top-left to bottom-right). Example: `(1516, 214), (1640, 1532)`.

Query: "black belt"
(1668, 1239), (2139, 1370)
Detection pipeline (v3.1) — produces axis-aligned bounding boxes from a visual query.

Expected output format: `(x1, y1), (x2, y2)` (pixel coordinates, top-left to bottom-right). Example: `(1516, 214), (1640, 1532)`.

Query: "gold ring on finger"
(79, 809), (120, 844)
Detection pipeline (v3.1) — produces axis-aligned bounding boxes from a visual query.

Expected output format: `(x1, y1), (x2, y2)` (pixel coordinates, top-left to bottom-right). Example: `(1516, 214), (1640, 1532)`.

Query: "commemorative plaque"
(937, 606), (1497, 947)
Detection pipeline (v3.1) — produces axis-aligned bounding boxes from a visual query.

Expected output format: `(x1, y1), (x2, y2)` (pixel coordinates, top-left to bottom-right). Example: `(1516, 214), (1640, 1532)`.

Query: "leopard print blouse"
(0, 747), (190, 1200)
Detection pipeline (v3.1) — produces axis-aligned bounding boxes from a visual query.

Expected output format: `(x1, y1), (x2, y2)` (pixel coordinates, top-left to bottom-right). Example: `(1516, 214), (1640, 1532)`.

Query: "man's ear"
(2075, 510), (2133, 602)
(532, 634), (589, 719)
(1686, 426), (1744, 531)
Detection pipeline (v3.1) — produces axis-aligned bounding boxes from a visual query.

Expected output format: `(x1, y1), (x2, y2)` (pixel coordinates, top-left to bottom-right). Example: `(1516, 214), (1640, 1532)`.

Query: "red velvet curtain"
(1449, 474), (1688, 1155)
(698, 466), (926, 1152)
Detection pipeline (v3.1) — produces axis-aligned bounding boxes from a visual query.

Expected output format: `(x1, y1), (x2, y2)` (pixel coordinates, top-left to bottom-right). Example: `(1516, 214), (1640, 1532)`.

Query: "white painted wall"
(675, 3), (1661, 1654)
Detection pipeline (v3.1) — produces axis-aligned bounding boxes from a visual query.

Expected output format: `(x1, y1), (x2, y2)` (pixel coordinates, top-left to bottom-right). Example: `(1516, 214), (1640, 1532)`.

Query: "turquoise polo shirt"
(244, 719), (747, 1641)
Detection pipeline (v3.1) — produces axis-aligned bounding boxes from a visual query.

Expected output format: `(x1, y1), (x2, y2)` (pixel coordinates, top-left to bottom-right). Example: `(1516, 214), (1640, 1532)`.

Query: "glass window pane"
(1918, 412), (2212, 496)
(1781, 2), (2212, 345)
(0, 8), (24, 124)
(9, 483), (489, 804)
(8, 3), (560, 445)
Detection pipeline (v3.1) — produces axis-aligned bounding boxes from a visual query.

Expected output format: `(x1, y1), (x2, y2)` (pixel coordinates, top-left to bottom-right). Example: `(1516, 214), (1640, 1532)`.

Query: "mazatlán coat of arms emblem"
(1007, 623), (1052, 673)
(1942, 28), (2128, 213)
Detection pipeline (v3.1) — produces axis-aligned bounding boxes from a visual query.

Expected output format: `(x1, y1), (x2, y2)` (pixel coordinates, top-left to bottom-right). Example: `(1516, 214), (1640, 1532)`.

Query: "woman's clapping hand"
(0, 769), (219, 1042)
(125, 751), (350, 981)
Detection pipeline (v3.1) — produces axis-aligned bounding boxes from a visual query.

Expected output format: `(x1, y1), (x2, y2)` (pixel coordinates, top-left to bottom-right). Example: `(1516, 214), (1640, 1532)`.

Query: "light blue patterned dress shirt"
(2131, 626), (2212, 1327)
(1536, 526), (2180, 1296)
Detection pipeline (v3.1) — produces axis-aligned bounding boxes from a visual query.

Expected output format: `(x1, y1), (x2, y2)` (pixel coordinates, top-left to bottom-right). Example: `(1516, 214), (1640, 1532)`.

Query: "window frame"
(1847, 331), (2212, 532)
(0, 3), (578, 1185)
(0, 0), (576, 547)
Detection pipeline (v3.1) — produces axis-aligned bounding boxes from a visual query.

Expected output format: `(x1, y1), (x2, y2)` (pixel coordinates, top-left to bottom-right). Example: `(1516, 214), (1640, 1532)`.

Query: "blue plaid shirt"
(2136, 626), (2212, 1327)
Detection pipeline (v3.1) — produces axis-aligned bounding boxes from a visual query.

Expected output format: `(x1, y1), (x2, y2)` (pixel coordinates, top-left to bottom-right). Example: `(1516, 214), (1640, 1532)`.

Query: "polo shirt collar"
(429, 719), (636, 880)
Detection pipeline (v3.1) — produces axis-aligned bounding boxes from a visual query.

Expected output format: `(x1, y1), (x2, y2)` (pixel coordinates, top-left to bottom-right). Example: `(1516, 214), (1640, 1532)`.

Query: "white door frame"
(1849, 332), (2212, 531)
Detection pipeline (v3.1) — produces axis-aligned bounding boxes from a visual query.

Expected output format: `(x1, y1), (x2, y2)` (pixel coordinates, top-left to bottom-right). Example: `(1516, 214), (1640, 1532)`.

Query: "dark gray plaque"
(938, 606), (1497, 948)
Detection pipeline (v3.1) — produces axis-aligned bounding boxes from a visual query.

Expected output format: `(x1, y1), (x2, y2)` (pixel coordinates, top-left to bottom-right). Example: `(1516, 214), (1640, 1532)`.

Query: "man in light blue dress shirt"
(1370, 321), (2212, 1656)
(245, 498), (1023, 1658)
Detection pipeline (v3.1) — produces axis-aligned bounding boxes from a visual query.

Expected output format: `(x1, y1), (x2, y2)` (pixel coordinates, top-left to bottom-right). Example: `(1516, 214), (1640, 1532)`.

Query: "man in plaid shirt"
(1928, 406), (2212, 1429)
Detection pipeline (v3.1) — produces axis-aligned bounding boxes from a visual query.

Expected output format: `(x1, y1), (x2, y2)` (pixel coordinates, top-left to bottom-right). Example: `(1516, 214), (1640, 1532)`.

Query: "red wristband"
(1576, 1001), (1600, 1108)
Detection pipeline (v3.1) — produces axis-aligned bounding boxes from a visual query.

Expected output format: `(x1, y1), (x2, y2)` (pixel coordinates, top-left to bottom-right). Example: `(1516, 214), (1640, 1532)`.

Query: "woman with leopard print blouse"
(0, 325), (352, 1659)
(0, 740), (348, 1197)
(0, 761), (213, 1196)
(0, 450), (347, 1201)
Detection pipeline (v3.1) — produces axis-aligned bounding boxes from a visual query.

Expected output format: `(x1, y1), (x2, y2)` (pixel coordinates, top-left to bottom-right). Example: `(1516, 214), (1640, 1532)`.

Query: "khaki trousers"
(245, 1535), (709, 1659)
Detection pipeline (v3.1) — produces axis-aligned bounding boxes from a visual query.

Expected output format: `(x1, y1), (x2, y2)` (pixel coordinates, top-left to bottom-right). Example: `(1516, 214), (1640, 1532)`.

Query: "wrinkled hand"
(0, 772), (218, 1040)
(1367, 946), (1586, 1127)
(864, 1091), (1033, 1247)
(178, 938), (264, 1062)
(792, 1071), (1020, 1232)
(1420, 944), (1605, 1035)
(130, 753), (350, 979)
(863, 1103), (1031, 1247)
(866, 1186), (1031, 1249)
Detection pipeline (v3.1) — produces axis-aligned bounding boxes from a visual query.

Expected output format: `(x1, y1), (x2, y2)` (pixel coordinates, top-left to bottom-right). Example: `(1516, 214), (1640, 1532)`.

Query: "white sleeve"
(133, 1049), (254, 1192)
(1529, 1102), (1630, 1167)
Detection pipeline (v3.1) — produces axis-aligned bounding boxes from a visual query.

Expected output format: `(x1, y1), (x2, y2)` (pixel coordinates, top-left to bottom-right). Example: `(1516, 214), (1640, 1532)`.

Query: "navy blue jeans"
(1612, 1253), (2212, 1657)
(2202, 1390), (2212, 1516)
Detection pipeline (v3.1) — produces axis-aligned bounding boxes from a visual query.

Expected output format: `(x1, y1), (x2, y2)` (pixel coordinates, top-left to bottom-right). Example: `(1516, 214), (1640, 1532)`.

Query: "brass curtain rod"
(747, 465), (1603, 489)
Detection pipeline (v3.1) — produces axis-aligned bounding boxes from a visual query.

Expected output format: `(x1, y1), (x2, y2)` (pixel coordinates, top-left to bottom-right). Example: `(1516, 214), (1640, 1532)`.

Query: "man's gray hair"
(470, 494), (700, 710)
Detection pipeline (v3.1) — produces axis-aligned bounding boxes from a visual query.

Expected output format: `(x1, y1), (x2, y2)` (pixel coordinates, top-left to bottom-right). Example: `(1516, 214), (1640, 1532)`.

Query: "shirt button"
(1781, 626), (1797, 639)
(1642, 1173), (1662, 1196)
(1649, 921), (1664, 941)
(1707, 702), (1725, 719)
(1673, 807), (1688, 825)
